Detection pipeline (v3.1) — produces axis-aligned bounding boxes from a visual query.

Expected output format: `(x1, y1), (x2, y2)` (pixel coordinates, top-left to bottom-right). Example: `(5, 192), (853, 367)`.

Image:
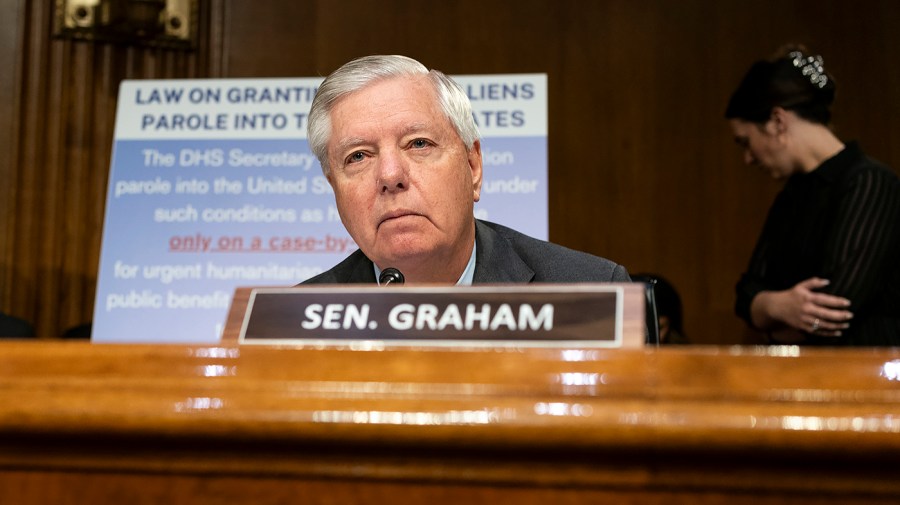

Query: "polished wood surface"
(1, 342), (899, 503)
(2, 1), (899, 343)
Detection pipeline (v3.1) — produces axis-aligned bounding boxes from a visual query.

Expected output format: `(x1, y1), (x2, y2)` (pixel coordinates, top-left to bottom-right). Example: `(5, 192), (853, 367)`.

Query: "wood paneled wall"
(0, 1), (22, 302)
(0, 0), (221, 338)
(1, 0), (898, 342)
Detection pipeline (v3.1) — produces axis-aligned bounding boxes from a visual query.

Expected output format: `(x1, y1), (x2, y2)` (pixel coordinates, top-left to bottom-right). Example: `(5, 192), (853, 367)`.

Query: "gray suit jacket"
(302, 220), (630, 284)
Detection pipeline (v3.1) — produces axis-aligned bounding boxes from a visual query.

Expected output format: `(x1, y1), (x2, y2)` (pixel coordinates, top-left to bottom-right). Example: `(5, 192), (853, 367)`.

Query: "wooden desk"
(1, 342), (899, 503)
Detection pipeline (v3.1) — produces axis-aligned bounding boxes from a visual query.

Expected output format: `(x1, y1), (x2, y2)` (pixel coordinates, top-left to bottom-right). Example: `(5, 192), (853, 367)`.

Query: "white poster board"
(92, 75), (548, 343)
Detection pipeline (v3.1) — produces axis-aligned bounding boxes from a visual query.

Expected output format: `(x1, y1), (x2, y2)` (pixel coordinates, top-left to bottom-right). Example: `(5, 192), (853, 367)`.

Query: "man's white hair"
(307, 54), (481, 175)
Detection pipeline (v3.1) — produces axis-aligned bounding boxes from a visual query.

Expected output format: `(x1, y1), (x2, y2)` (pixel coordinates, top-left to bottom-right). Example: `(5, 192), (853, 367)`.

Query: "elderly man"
(303, 55), (629, 285)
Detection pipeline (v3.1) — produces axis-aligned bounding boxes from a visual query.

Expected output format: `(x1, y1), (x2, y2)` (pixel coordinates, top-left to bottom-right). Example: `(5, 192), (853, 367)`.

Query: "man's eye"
(410, 138), (430, 149)
(346, 151), (366, 164)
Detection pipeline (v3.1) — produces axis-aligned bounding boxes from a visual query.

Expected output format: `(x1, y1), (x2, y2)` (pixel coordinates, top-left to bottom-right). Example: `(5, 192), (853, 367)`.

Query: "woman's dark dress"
(736, 142), (900, 346)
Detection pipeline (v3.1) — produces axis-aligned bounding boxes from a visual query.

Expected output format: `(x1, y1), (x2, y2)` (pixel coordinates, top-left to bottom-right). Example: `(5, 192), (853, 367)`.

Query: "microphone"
(379, 267), (405, 286)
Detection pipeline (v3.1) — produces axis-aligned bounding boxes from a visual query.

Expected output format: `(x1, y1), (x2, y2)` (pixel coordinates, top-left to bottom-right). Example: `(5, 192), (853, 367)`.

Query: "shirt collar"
(374, 240), (478, 285)
(456, 240), (477, 285)
(811, 141), (863, 183)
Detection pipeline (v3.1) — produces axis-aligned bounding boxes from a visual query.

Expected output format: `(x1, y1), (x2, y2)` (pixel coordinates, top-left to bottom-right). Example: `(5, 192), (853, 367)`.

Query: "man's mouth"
(378, 209), (422, 227)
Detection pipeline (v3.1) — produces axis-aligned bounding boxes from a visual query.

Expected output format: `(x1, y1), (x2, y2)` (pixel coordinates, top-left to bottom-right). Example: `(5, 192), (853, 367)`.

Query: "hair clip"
(788, 51), (828, 89)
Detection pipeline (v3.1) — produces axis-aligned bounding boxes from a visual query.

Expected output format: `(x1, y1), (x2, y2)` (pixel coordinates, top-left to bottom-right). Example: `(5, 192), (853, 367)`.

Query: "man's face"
(325, 75), (483, 280)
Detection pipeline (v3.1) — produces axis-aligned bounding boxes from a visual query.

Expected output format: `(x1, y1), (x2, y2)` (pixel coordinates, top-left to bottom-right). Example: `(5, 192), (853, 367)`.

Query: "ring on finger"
(811, 318), (820, 332)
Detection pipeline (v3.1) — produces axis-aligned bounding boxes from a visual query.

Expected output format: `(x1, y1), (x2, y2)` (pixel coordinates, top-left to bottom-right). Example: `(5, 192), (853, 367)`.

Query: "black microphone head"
(379, 267), (405, 285)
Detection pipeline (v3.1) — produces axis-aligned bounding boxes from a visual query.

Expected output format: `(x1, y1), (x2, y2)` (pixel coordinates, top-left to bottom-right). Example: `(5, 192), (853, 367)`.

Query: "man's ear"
(468, 140), (484, 202)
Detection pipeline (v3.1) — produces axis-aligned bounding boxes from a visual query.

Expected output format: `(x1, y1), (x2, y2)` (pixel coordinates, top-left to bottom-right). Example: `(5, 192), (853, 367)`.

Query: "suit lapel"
(344, 221), (534, 284)
(344, 251), (378, 283)
(472, 220), (535, 283)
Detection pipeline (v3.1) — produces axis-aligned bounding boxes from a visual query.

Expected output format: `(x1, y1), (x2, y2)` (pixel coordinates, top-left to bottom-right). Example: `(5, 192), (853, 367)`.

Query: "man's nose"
(377, 150), (409, 194)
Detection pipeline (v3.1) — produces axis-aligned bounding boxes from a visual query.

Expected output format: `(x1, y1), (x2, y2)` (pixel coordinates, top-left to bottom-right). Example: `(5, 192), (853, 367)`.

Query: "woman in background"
(725, 46), (900, 346)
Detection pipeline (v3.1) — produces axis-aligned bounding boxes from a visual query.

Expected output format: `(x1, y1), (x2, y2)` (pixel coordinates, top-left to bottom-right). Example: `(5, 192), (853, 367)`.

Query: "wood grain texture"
(0, 0), (218, 338)
(1, 0), (898, 343)
(0, 0), (24, 302)
(1, 342), (899, 503)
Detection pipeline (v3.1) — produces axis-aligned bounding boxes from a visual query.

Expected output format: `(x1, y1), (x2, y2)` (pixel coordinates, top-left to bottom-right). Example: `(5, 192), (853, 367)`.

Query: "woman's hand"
(751, 277), (853, 338)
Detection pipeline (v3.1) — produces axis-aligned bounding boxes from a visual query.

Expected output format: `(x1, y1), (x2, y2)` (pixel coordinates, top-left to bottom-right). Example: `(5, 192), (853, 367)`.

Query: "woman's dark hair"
(725, 45), (836, 125)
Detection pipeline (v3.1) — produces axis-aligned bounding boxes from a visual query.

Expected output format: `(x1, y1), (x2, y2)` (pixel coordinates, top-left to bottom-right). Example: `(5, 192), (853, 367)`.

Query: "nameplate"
(237, 284), (633, 348)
